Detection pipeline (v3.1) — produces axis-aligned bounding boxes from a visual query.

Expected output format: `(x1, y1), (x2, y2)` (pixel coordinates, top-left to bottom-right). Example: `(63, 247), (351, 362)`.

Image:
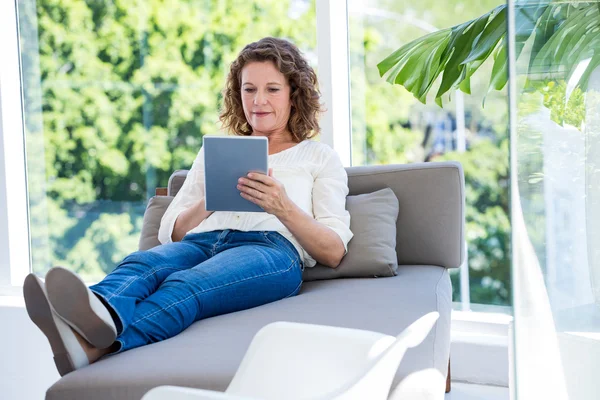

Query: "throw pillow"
(303, 187), (399, 281)
(139, 196), (174, 251)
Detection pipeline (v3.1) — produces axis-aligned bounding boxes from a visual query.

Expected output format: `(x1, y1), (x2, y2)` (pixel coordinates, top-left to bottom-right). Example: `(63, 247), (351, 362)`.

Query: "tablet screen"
(203, 136), (268, 212)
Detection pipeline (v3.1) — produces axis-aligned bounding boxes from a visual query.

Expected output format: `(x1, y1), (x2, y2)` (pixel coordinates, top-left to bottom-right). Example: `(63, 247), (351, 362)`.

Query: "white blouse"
(157, 139), (354, 268)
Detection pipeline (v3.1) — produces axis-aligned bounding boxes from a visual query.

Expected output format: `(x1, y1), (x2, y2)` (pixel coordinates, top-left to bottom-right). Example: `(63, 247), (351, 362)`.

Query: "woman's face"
(241, 61), (292, 138)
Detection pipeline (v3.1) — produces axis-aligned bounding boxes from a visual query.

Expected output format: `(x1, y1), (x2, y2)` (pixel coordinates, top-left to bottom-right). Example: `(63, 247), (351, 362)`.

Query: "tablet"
(203, 135), (269, 212)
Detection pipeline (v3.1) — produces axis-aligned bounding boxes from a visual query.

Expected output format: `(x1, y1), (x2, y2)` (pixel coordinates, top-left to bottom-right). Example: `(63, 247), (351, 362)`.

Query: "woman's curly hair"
(219, 37), (324, 142)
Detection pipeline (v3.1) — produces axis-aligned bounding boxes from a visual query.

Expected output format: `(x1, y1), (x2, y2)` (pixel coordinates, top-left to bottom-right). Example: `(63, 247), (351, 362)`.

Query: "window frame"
(0, 0), (31, 291)
(316, 0), (352, 166)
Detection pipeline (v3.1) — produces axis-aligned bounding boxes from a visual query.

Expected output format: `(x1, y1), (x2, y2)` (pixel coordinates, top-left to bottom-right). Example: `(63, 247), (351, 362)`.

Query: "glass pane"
(348, 0), (511, 307)
(510, 1), (600, 398)
(18, 0), (316, 282)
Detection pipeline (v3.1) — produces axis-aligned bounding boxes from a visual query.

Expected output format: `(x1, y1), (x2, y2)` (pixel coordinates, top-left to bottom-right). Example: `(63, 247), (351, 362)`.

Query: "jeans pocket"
(261, 231), (276, 246)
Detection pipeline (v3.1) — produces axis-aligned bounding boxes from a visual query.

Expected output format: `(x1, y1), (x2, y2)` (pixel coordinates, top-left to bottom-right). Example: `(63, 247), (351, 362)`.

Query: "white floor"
(445, 382), (509, 400)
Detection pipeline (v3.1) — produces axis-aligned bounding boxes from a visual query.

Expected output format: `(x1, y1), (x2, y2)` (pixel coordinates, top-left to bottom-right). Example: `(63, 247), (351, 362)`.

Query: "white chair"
(142, 312), (441, 400)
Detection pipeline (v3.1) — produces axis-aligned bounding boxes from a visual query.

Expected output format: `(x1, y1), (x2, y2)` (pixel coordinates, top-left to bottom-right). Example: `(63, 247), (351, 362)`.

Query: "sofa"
(45, 161), (464, 400)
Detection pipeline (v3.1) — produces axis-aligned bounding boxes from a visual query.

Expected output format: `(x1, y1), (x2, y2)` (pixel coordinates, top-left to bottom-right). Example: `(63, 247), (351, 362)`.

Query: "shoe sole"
(46, 267), (116, 349)
(23, 274), (76, 376)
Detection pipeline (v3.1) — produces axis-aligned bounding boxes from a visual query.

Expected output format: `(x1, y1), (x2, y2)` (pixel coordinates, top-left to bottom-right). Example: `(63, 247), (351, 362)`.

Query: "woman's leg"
(89, 232), (219, 333)
(114, 230), (302, 352)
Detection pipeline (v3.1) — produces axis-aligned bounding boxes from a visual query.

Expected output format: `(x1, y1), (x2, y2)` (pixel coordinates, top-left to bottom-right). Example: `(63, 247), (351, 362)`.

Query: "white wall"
(0, 87), (11, 287)
(0, 299), (60, 400)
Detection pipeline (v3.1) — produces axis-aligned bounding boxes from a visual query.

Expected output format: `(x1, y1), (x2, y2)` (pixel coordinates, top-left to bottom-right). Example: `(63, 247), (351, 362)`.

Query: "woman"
(23, 37), (353, 376)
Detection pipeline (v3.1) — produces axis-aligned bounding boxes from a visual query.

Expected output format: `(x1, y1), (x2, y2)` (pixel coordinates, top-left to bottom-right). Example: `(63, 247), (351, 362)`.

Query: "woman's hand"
(239, 168), (346, 268)
(237, 169), (293, 217)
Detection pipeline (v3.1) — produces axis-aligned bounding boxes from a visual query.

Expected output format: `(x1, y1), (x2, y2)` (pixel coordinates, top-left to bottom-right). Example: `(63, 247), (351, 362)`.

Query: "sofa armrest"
(168, 169), (190, 196)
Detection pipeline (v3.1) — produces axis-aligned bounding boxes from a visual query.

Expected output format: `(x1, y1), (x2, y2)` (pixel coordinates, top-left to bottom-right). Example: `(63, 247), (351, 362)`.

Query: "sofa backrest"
(167, 162), (464, 268)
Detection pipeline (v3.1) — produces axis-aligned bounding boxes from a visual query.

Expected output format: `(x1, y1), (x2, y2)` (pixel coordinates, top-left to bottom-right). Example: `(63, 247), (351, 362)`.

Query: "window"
(348, 0), (511, 307)
(509, 1), (600, 397)
(1, 0), (515, 310)
(16, 0), (316, 282)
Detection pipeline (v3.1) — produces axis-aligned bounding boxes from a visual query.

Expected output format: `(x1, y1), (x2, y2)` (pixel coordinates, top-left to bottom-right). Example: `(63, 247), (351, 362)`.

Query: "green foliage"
(533, 80), (586, 128)
(440, 139), (511, 305)
(378, 2), (600, 107)
(22, 0), (317, 276)
(377, 5), (507, 106)
(63, 213), (143, 282)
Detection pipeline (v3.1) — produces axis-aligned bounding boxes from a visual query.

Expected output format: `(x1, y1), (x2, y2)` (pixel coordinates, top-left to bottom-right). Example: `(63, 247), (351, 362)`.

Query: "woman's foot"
(23, 274), (90, 376)
(71, 326), (118, 364)
(45, 267), (117, 349)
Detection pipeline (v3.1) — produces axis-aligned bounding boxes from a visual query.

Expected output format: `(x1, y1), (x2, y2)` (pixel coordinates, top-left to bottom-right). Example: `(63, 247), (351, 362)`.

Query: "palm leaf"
(577, 53), (600, 91)
(378, 29), (453, 104)
(377, 29), (449, 80)
(434, 13), (491, 105)
(379, 1), (600, 107)
(462, 6), (507, 65)
(489, 38), (508, 92)
(534, 4), (600, 85)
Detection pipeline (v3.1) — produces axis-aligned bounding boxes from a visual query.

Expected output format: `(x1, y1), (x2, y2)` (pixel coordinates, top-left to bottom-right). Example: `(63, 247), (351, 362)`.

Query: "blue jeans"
(89, 230), (303, 352)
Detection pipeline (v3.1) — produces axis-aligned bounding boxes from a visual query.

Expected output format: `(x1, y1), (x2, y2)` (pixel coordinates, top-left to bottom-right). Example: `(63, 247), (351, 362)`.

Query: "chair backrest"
(321, 312), (440, 400)
(223, 313), (439, 400)
(225, 322), (396, 400)
(168, 161), (464, 268)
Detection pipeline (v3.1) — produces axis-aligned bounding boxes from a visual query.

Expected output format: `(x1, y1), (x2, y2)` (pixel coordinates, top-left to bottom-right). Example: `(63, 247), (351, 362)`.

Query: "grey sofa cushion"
(46, 265), (451, 400)
(138, 196), (174, 251)
(304, 187), (399, 281)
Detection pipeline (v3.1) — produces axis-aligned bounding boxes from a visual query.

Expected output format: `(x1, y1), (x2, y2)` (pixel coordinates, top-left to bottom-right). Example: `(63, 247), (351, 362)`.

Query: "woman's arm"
(277, 204), (345, 268)
(238, 165), (351, 268)
(171, 198), (214, 242)
(158, 148), (208, 244)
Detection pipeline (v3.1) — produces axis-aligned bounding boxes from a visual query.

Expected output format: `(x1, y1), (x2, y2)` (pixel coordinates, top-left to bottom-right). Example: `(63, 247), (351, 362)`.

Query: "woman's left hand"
(237, 169), (293, 217)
